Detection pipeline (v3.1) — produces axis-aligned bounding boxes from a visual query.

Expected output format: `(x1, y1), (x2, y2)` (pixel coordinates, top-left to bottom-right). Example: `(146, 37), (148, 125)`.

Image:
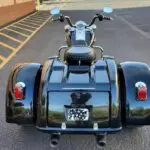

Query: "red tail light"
(14, 82), (26, 100)
(135, 82), (147, 101)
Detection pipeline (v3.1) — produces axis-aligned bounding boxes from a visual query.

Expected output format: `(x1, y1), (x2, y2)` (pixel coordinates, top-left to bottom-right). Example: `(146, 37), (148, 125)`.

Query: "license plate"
(66, 108), (89, 121)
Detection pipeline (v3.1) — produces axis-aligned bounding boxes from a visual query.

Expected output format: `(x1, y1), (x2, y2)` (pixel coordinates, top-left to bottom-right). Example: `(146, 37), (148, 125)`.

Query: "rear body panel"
(6, 58), (150, 133)
(37, 58), (121, 133)
(48, 92), (109, 128)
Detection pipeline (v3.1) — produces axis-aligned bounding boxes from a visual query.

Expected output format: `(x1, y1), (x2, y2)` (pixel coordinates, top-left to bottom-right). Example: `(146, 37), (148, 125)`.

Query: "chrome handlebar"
(53, 14), (113, 27)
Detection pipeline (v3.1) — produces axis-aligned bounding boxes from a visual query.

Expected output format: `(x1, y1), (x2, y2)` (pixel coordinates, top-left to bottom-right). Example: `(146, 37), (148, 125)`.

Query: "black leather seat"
(64, 46), (96, 65)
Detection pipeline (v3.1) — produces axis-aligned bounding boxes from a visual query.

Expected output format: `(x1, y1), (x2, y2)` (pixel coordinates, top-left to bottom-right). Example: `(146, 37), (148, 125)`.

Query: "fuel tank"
(37, 58), (121, 133)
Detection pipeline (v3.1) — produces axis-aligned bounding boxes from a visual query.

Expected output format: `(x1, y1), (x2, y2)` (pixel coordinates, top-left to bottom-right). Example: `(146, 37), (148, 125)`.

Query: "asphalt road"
(1, 7), (150, 150)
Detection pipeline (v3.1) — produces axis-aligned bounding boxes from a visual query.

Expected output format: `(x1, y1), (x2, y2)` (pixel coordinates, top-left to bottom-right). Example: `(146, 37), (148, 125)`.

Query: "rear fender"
(119, 62), (150, 126)
(6, 63), (41, 125)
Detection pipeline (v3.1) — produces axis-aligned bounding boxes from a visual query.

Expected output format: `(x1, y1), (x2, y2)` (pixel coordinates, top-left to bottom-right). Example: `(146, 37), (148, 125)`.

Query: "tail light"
(14, 82), (26, 100)
(135, 82), (147, 101)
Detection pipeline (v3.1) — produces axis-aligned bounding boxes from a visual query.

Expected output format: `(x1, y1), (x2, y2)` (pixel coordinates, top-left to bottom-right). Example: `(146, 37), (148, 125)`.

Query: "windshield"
(70, 31), (92, 46)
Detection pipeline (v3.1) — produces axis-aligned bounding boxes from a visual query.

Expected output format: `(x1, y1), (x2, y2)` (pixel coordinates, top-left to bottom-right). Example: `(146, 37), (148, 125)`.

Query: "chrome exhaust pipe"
(96, 133), (106, 148)
(50, 133), (61, 148)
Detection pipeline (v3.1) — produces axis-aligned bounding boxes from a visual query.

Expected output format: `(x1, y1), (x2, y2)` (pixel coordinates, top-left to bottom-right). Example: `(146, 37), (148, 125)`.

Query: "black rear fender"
(119, 62), (150, 126)
(6, 63), (41, 125)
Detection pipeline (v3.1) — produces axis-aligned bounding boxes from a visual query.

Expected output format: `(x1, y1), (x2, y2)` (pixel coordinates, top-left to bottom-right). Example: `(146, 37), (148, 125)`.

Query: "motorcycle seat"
(64, 46), (96, 65)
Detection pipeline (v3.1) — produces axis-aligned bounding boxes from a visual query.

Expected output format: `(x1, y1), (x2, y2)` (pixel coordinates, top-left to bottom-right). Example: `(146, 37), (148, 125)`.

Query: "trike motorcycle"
(6, 7), (150, 148)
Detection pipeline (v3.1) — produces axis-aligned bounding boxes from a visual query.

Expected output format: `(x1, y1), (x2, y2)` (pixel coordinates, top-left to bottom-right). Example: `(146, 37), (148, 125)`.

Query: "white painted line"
(115, 14), (150, 40)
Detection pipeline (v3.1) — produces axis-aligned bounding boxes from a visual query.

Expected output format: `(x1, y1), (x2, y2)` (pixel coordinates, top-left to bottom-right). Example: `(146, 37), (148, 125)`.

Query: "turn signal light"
(135, 82), (147, 101)
(14, 82), (26, 100)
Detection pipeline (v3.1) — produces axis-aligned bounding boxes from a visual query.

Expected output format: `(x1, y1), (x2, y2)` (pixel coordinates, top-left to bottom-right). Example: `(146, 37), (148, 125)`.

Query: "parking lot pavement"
(115, 7), (150, 34)
(1, 6), (150, 150)
(0, 11), (51, 69)
(1, 0), (150, 149)
(63, 0), (150, 10)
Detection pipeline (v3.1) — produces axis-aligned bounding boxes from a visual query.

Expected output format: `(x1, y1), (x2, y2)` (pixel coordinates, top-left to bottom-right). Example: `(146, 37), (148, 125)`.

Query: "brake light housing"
(14, 82), (26, 100)
(135, 81), (147, 101)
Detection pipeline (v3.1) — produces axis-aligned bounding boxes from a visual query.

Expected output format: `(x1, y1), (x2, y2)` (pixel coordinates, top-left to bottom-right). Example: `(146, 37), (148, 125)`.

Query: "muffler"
(96, 133), (106, 148)
(50, 133), (61, 148)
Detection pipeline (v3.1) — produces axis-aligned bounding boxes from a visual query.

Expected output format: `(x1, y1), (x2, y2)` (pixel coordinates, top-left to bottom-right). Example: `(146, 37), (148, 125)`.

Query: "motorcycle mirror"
(103, 7), (113, 14)
(90, 24), (97, 30)
(50, 7), (60, 15)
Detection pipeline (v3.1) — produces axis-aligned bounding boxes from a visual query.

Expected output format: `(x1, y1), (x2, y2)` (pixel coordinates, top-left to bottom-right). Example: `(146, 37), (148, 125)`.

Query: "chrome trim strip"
(36, 126), (122, 132)
(62, 88), (95, 90)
